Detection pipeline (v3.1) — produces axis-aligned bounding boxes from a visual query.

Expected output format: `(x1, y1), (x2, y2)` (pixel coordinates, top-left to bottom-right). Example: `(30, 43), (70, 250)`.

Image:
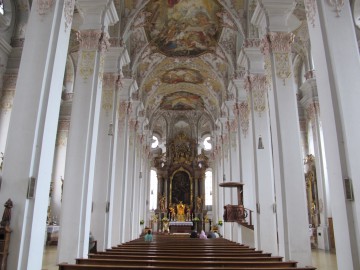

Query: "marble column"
(0, 1), (74, 269)
(58, 0), (118, 263)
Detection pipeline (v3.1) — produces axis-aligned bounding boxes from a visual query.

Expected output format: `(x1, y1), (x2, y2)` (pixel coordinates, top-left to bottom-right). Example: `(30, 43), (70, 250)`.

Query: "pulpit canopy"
(219, 182), (244, 206)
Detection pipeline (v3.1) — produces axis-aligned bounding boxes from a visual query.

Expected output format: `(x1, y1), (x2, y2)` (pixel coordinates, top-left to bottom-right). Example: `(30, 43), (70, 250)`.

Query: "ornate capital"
(267, 32), (294, 53)
(244, 38), (261, 48)
(77, 30), (107, 51)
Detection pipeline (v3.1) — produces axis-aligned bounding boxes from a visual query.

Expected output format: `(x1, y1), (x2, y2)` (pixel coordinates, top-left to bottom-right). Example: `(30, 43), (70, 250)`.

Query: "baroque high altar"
(154, 132), (209, 221)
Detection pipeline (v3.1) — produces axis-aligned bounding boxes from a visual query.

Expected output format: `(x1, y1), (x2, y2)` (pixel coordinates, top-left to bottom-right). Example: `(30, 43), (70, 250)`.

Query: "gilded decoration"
(160, 91), (205, 111)
(143, 0), (223, 57)
(169, 132), (195, 166)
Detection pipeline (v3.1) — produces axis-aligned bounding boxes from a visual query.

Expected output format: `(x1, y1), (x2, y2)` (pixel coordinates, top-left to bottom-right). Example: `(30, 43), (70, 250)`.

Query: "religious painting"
(160, 91), (204, 110)
(171, 171), (191, 205)
(144, 0), (223, 57)
(161, 68), (204, 84)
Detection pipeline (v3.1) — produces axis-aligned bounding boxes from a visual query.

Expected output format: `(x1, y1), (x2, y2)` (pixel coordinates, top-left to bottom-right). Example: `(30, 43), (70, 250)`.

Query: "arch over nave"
(0, 1), (360, 269)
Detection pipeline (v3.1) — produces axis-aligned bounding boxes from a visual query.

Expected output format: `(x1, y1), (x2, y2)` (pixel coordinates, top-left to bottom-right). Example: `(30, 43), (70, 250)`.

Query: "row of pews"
(58, 234), (316, 270)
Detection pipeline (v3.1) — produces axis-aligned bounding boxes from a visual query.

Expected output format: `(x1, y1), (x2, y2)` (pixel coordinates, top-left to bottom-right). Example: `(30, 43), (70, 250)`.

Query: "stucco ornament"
(37, 0), (53, 15)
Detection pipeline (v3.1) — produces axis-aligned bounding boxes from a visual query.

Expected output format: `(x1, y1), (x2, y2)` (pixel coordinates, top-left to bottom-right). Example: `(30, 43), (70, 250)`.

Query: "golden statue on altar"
(176, 201), (185, 221)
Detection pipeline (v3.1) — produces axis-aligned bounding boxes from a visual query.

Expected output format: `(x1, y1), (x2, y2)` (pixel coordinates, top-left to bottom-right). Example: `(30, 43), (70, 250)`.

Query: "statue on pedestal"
(176, 201), (185, 221)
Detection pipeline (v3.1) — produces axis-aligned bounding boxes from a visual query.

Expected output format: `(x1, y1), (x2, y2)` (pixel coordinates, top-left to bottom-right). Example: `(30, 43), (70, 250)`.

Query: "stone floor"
(42, 245), (338, 270)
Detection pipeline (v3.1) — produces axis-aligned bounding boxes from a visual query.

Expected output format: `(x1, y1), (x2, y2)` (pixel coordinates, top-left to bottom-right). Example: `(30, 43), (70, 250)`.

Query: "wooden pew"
(58, 234), (316, 270)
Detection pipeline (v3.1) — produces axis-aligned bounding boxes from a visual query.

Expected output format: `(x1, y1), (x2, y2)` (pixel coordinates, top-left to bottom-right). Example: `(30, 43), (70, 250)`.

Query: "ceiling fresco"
(144, 0), (223, 57)
(114, 0), (246, 133)
(161, 68), (204, 84)
(160, 91), (205, 110)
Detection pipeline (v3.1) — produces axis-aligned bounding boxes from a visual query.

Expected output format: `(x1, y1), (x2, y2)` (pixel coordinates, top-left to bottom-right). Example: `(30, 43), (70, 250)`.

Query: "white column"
(246, 73), (278, 255)
(241, 39), (278, 255)
(90, 71), (118, 251)
(0, 1), (74, 269)
(0, 38), (12, 90)
(58, 1), (118, 263)
(51, 118), (70, 223)
(305, 1), (360, 268)
(108, 97), (131, 247)
(233, 75), (257, 242)
(253, 0), (312, 265)
(0, 73), (15, 154)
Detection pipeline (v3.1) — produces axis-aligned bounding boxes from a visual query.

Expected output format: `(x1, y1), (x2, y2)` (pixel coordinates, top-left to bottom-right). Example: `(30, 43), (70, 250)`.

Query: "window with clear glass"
(205, 170), (212, 205)
(151, 136), (159, 149)
(149, 169), (158, 210)
(204, 136), (212, 150)
(0, 0), (4, 15)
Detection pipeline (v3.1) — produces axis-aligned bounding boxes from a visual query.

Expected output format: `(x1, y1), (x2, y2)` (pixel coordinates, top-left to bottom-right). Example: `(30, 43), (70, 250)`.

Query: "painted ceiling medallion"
(160, 91), (204, 110)
(161, 68), (204, 84)
(144, 0), (223, 57)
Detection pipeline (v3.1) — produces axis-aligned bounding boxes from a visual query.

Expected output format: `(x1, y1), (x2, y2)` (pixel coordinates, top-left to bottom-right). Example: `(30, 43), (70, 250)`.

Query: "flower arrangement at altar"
(218, 220), (223, 226)
(193, 217), (200, 222)
(162, 217), (169, 222)
(140, 219), (144, 225)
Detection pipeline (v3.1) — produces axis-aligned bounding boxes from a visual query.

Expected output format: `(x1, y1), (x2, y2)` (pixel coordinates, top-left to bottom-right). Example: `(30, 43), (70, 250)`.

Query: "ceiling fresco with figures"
(118, 0), (245, 138)
(144, 0), (223, 57)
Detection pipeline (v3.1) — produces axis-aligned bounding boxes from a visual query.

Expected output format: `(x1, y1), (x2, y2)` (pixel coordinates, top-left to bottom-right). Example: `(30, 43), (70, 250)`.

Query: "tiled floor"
(41, 245), (58, 270)
(311, 249), (337, 270)
(42, 245), (338, 270)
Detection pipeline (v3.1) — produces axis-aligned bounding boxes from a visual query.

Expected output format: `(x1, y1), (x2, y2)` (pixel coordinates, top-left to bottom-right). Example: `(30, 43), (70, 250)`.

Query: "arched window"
(149, 169), (158, 210)
(0, 1), (4, 15)
(151, 136), (159, 149)
(205, 170), (212, 206)
(203, 136), (212, 150)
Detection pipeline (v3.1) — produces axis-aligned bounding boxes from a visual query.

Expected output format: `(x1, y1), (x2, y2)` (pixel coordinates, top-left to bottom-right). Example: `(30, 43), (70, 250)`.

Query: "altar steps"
(58, 234), (316, 270)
